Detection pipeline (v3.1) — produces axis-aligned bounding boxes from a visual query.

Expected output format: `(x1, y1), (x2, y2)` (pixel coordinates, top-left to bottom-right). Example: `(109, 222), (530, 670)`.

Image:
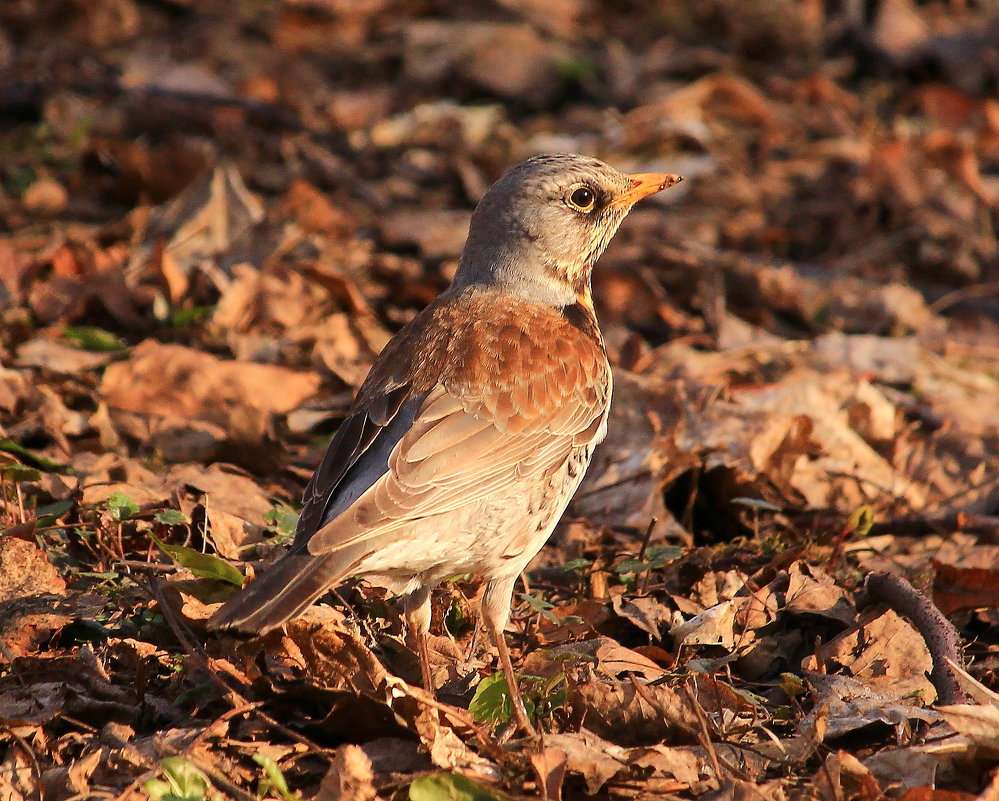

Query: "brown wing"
(304, 292), (611, 555)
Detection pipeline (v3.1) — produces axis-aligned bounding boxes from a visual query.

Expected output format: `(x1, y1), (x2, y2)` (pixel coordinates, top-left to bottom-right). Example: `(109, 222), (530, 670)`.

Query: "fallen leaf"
(317, 745), (377, 801)
(0, 537), (66, 603)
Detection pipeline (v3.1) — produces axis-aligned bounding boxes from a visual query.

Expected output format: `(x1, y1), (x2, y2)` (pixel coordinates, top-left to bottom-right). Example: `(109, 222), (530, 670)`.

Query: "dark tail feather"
(208, 550), (359, 636)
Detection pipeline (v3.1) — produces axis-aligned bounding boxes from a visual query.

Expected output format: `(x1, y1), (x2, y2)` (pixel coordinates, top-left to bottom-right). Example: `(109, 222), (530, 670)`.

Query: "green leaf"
(253, 754), (298, 801)
(171, 305), (214, 328)
(553, 56), (598, 84)
(846, 505), (875, 537)
(469, 671), (566, 734)
(469, 671), (513, 730)
(0, 464), (42, 482)
(62, 325), (127, 352)
(149, 533), (245, 586)
(616, 545), (683, 574)
(780, 672), (807, 697)
(36, 498), (74, 518)
(644, 544), (684, 570)
(155, 509), (189, 526)
(35, 497), (75, 526)
(0, 439), (70, 473)
(264, 505), (299, 540)
(409, 773), (509, 801)
(107, 491), (139, 522)
(144, 757), (211, 801)
(444, 596), (468, 636)
(562, 558), (592, 572)
(517, 592), (559, 623)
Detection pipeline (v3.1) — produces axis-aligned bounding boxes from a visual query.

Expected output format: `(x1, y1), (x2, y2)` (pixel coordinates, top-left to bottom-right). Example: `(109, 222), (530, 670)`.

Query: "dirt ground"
(1, 1), (999, 799)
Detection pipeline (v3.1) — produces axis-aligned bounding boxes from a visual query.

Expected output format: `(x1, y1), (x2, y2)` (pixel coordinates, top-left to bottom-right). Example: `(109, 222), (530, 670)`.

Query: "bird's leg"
(402, 587), (435, 696)
(481, 577), (537, 737)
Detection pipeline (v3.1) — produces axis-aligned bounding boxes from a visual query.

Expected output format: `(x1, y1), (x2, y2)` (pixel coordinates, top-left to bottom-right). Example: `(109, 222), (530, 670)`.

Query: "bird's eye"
(567, 185), (597, 212)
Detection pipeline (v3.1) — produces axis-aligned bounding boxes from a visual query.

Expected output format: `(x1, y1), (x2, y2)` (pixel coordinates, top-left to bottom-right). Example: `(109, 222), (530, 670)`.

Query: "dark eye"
(567, 185), (596, 212)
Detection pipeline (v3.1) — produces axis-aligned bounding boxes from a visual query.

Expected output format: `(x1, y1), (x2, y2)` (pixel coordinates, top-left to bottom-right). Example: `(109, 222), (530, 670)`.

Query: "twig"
(185, 701), (262, 753)
(115, 559), (177, 572)
(868, 511), (999, 539)
(636, 517), (657, 595)
(637, 517), (657, 561)
(144, 578), (248, 703)
(863, 571), (970, 705)
(142, 575), (328, 755)
(928, 281), (999, 314)
(679, 683), (724, 789)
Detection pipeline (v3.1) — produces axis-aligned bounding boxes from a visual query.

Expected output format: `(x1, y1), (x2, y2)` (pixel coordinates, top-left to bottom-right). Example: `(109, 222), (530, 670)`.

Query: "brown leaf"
(897, 790), (979, 801)
(801, 673), (940, 740)
(530, 746), (567, 801)
(937, 705), (999, 754)
(282, 179), (357, 236)
(168, 463), (273, 554)
(0, 594), (104, 661)
(812, 751), (882, 801)
(317, 744), (378, 801)
(784, 562), (855, 625)
(0, 537), (66, 603)
(541, 730), (632, 794)
(872, 0), (930, 59)
(17, 337), (114, 375)
(40, 749), (101, 801)
(806, 608), (936, 701)
(276, 609), (388, 696)
(864, 745), (961, 796)
(379, 209), (469, 260)
(670, 600), (739, 649)
(573, 674), (697, 745)
(100, 340), (320, 466)
(130, 164), (264, 278)
(932, 542), (999, 616)
(0, 652), (146, 728)
(102, 340), (319, 421)
(610, 590), (675, 641)
(312, 313), (392, 388)
(631, 744), (702, 786)
(22, 178), (68, 217)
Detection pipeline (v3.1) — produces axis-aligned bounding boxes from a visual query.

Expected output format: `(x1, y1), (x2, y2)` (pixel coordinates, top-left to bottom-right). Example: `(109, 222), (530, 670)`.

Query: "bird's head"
(453, 153), (681, 308)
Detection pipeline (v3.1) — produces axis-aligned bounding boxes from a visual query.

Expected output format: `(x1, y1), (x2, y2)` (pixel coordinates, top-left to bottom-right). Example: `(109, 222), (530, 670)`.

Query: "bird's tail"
(208, 550), (361, 636)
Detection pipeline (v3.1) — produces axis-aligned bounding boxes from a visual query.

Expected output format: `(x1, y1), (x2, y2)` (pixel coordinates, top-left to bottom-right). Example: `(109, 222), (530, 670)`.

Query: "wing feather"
(296, 290), (612, 559)
(307, 380), (607, 554)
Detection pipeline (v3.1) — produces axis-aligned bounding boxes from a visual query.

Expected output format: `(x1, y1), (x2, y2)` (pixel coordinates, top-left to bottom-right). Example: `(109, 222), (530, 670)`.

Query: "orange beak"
(608, 172), (683, 208)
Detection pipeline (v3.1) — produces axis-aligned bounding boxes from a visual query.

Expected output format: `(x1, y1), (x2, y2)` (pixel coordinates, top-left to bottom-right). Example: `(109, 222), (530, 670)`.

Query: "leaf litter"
(2, 0), (999, 799)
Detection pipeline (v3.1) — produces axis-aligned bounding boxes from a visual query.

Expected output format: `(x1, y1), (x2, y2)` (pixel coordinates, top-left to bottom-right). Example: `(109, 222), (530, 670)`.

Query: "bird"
(209, 153), (682, 734)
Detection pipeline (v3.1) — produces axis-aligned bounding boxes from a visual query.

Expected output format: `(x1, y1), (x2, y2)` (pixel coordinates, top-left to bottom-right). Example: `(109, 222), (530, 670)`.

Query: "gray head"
(452, 153), (681, 308)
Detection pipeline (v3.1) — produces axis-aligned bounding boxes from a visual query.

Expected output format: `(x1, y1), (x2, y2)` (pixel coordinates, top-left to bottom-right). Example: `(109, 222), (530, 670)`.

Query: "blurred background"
(2, 0), (998, 534)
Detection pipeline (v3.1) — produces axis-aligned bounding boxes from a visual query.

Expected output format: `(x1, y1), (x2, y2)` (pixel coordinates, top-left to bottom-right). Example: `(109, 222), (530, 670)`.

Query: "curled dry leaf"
(801, 673), (941, 741)
(671, 599), (740, 649)
(936, 705), (999, 754)
(129, 164), (264, 282)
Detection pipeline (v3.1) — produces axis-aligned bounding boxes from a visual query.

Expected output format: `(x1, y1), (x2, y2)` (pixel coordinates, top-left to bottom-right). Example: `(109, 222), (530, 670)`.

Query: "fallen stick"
(863, 571), (970, 705)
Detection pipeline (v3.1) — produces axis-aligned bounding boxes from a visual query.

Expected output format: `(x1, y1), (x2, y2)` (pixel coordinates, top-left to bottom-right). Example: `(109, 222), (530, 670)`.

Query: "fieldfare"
(209, 153), (681, 734)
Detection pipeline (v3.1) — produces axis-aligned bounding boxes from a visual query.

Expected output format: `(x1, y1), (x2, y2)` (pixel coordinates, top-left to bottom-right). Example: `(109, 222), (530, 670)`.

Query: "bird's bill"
(609, 172), (683, 208)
